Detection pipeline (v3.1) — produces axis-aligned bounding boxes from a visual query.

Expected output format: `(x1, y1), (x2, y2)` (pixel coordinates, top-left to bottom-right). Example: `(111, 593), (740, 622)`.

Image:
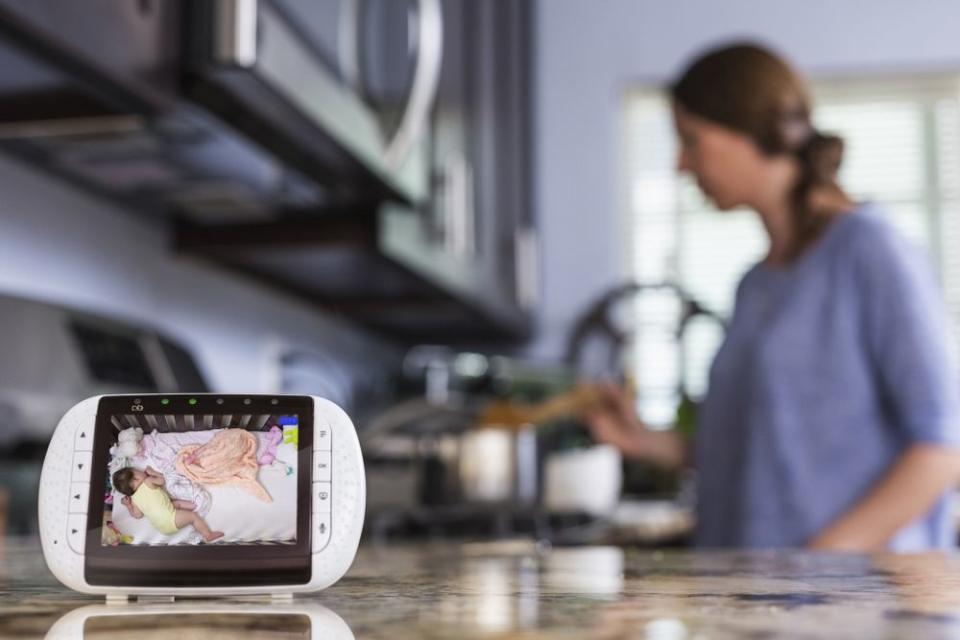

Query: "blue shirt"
(695, 203), (960, 550)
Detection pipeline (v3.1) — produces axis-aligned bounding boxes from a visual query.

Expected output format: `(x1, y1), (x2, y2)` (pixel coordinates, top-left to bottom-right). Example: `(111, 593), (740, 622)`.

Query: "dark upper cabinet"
(0, 0), (181, 122)
(366, 0), (537, 342)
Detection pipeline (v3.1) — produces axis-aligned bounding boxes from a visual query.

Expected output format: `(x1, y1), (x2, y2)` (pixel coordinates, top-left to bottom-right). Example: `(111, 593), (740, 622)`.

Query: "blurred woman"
(587, 42), (960, 551)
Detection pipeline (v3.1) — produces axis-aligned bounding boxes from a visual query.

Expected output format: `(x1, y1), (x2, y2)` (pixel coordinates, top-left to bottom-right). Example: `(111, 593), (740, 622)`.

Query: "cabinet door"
(398, 0), (535, 338)
(429, 0), (476, 263)
(433, 0), (535, 317)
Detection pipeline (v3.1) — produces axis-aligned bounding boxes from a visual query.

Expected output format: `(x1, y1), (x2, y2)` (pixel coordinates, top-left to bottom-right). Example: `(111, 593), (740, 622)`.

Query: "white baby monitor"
(39, 395), (365, 596)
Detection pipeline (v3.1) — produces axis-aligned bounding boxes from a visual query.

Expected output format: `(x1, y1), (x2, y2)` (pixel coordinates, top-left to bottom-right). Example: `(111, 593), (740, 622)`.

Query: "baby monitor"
(39, 395), (365, 596)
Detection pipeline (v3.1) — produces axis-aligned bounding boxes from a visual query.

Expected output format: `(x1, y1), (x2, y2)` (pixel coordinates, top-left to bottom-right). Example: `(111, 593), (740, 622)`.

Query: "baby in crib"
(112, 466), (224, 542)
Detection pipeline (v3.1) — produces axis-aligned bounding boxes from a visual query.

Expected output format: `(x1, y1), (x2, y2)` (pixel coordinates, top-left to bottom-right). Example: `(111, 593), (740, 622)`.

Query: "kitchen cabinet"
(414, 0), (538, 338)
(0, 0), (181, 117)
(370, 0), (536, 342)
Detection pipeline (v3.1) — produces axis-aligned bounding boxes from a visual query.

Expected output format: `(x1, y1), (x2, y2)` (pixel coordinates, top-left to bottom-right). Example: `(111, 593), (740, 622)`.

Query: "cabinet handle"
(214, 0), (259, 67)
(515, 228), (540, 310)
(443, 154), (475, 258)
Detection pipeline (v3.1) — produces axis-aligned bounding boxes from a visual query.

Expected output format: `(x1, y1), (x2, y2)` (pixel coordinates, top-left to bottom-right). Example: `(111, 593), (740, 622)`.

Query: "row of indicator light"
(136, 398), (281, 406)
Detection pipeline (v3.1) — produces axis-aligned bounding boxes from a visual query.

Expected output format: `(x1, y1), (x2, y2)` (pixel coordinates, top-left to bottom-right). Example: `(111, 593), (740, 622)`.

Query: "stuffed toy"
(101, 513), (133, 546)
(117, 427), (143, 458)
(258, 425), (283, 466)
(108, 427), (144, 473)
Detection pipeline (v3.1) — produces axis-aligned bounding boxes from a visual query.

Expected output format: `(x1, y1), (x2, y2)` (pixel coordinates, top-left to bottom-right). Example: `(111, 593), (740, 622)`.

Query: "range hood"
(0, 0), (439, 219)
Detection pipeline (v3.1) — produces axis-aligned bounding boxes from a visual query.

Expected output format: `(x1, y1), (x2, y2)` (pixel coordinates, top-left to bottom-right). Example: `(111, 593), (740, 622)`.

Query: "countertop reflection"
(5, 537), (960, 638)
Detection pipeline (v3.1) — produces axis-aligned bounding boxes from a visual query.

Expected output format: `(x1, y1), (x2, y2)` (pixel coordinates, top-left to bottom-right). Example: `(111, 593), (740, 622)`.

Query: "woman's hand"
(806, 530), (869, 552)
(806, 444), (960, 553)
(581, 382), (687, 469)
(582, 382), (646, 454)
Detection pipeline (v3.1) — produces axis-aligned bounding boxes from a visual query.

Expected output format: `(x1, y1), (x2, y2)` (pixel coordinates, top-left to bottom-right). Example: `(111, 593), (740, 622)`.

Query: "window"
(621, 76), (960, 427)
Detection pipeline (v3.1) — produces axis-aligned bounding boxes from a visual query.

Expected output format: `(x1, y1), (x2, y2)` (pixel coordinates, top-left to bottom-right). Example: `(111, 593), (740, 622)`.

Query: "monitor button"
(74, 426), (93, 452)
(312, 512), (331, 553)
(67, 514), (87, 554)
(71, 452), (92, 484)
(313, 482), (332, 513)
(312, 450), (331, 482)
(68, 482), (90, 514)
(315, 422), (332, 451)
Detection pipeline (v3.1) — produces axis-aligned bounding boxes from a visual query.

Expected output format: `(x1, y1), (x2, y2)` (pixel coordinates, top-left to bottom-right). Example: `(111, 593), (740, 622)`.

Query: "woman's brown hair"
(670, 42), (846, 259)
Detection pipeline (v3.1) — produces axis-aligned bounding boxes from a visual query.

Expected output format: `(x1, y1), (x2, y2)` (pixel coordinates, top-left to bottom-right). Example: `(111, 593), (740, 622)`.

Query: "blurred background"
(0, 0), (959, 547)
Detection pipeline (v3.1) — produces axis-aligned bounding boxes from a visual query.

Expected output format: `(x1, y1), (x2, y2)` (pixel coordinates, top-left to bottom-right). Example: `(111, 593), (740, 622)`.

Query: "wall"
(0, 151), (397, 394)
(532, 0), (960, 358)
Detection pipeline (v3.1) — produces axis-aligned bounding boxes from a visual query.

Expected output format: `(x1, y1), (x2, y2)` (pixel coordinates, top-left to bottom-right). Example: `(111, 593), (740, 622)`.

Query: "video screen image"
(101, 413), (299, 546)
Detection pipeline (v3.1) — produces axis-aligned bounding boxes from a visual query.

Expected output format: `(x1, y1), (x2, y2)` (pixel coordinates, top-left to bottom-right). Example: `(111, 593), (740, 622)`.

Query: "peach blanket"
(175, 428), (272, 502)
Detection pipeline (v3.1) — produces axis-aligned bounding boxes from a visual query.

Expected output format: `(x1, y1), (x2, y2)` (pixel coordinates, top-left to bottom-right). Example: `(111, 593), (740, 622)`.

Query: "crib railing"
(110, 413), (288, 434)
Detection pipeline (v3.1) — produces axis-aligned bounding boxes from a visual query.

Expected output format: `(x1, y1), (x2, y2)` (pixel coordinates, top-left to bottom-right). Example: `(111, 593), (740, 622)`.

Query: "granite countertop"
(5, 537), (960, 639)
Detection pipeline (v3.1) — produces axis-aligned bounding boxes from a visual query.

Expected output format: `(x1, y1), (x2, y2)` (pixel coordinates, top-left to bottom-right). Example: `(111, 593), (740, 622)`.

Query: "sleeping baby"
(112, 466), (224, 543)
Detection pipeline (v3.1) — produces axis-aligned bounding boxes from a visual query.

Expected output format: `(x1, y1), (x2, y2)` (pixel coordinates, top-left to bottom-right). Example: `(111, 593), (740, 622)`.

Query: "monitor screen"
(84, 395), (315, 587)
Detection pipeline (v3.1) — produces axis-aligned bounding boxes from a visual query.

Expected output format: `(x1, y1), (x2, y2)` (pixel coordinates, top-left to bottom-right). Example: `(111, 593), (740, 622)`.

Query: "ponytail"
(789, 127), (845, 256)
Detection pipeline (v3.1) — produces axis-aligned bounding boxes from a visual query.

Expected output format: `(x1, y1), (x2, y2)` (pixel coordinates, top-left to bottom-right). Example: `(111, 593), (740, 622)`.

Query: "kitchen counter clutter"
(5, 538), (960, 639)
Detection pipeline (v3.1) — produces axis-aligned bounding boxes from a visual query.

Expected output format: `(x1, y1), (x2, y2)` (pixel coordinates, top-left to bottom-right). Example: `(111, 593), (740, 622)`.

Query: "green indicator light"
(160, 398), (170, 405)
(188, 398), (198, 406)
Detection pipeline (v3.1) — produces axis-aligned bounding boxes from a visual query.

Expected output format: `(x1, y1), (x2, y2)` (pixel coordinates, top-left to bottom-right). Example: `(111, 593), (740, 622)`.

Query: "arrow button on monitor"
(69, 483), (89, 514)
(74, 426), (93, 452)
(67, 514), (86, 554)
(71, 452), (92, 483)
